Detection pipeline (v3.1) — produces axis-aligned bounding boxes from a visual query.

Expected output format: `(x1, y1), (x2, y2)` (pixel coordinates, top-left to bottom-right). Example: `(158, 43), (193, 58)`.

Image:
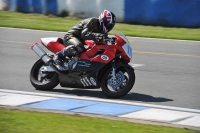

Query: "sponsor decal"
(85, 77), (92, 86)
(80, 79), (86, 87)
(80, 77), (93, 87)
(78, 61), (91, 67)
(90, 77), (97, 86)
(101, 55), (109, 61)
(82, 78), (89, 86)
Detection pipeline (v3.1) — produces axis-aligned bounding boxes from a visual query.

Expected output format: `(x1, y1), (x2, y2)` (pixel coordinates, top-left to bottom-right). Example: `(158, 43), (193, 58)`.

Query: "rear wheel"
(100, 66), (135, 98)
(30, 59), (59, 91)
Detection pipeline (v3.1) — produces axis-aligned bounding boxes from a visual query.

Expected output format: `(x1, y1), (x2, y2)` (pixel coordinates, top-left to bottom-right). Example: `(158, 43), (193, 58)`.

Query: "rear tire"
(100, 67), (135, 98)
(30, 59), (59, 91)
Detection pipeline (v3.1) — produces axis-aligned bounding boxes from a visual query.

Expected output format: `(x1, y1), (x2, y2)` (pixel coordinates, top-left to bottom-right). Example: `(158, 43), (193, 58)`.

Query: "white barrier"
(57, 0), (124, 22)
(0, 0), (7, 10)
(4, 0), (124, 22)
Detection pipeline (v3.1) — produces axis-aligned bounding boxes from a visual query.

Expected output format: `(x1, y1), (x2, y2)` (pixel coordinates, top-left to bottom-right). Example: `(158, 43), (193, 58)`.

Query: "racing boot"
(53, 54), (67, 71)
(53, 45), (79, 71)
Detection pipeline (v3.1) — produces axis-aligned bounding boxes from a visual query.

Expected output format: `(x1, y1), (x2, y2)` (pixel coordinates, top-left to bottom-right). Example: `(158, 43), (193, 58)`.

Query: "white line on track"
(128, 36), (200, 43)
(130, 63), (145, 68)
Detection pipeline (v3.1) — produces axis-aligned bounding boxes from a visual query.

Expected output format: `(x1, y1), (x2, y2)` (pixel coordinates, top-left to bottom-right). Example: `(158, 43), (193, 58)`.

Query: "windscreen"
(110, 30), (130, 44)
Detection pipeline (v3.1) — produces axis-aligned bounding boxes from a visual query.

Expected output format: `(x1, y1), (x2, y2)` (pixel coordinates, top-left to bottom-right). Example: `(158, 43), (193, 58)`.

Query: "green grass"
(0, 10), (200, 41)
(0, 109), (199, 133)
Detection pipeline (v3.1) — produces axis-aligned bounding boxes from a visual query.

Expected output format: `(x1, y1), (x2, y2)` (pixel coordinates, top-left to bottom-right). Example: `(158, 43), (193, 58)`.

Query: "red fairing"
(84, 40), (95, 48)
(40, 38), (65, 54)
(80, 40), (116, 63)
(84, 40), (106, 48)
(39, 35), (131, 64)
(114, 34), (130, 63)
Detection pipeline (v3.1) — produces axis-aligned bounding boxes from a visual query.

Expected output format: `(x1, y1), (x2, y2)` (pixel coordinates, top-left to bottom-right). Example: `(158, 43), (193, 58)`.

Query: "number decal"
(101, 55), (109, 61)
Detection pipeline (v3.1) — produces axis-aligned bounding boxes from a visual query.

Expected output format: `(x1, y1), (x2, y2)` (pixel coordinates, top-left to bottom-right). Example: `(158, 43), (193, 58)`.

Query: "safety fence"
(1, 0), (200, 27)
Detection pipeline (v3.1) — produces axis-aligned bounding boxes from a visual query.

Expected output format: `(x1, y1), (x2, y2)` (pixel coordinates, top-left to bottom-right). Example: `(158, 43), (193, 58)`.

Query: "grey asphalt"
(0, 27), (200, 109)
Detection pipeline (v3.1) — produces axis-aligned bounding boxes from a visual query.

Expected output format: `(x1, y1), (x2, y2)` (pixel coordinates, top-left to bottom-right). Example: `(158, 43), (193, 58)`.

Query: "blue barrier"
(44, 0), (57, 15)
(6, 0), (57, 15)
(31, 0), (42, 14)
(124, 0), (200, 27)
(4, 0), (200, 27)
(6, 0), (16, 11)
(16, 0), (30, 13)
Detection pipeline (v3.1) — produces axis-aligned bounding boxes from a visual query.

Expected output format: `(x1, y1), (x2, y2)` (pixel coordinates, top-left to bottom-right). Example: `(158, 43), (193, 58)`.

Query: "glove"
(95, 34), (109, 42)
(110, 37), (116, 44)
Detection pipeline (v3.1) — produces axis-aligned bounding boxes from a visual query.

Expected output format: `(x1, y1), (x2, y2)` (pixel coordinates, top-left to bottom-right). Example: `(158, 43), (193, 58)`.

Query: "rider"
(53, 10), (116, 70)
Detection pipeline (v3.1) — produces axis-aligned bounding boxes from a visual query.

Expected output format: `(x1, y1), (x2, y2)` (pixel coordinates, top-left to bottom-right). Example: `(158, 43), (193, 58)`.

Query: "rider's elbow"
(81, 28), (91, 40)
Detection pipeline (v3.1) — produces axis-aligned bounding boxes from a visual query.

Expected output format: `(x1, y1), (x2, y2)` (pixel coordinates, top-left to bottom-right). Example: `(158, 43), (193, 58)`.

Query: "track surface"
(0, 27), (200, 109)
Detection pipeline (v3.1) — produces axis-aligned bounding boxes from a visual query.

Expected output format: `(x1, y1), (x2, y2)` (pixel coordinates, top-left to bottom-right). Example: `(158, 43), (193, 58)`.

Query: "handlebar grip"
(105, 37), (116, 44)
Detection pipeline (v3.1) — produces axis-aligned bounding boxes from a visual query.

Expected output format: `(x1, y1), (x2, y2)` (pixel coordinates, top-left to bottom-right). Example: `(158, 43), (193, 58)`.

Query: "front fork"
(108, 59), (128, 91)
(111, 60), (117, 81)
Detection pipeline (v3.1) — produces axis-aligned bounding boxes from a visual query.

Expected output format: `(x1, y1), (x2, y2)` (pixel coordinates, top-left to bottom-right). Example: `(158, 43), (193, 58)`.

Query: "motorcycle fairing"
(40, 37), (65, 54)
(40, 38), (117, 64)
(58, 58), (106, 88)
(39, 34), (130, 88)
(112, 34), (131, 63)
(80, 41), (117, 63)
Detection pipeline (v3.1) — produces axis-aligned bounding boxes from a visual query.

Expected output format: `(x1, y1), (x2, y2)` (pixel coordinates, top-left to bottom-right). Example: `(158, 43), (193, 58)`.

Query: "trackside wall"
(2, 0), (200, 27)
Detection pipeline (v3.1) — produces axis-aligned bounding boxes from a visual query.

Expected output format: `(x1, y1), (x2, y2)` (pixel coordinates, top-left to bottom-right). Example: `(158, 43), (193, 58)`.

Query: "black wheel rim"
(33, 62), (55, 84)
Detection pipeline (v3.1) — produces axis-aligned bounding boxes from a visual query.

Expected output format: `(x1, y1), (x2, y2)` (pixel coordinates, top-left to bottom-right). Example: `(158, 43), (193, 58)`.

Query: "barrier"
(2, 0), (200, 27)
(31, 0), (42, 14)
(62, 0), (124, 21)
(45, 0), (57, 15)
(0, 0), (7, 10)
(6, 0), (16, 11)
(124, 0), (200, 27)
(16, 0), (30, 13)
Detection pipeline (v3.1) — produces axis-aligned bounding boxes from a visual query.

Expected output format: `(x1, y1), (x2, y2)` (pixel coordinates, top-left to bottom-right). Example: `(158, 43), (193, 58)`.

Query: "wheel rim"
(106, 69), (129, 92)
(34, 64), (55, 84)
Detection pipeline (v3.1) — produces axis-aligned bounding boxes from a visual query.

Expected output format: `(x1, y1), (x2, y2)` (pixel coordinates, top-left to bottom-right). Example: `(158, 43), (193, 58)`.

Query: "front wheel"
(30, 59), (59, 91)
(100, 66), (135, 98)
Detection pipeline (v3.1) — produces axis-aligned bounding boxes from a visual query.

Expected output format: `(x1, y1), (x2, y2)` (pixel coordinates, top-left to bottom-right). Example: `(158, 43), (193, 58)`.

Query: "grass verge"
(0, 108), (199, 133)
(0, 10), (200, 41)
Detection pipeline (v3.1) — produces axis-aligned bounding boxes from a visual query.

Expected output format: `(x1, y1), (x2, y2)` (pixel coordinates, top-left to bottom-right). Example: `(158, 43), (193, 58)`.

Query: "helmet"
(99, 10), (116, 33)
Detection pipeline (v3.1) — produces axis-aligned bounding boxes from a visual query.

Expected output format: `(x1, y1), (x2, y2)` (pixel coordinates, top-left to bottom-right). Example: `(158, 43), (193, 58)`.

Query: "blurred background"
(0, 0), (200, 28)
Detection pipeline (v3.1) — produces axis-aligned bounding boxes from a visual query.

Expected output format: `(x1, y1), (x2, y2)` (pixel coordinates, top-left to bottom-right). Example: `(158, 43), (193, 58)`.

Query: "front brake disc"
(107, 71), (124, 91)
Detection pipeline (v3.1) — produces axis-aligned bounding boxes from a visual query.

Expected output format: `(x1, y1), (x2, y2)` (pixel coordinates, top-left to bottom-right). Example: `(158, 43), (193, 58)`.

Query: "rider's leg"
(53, 37), (85, 70)
(65, 37), (86, 53)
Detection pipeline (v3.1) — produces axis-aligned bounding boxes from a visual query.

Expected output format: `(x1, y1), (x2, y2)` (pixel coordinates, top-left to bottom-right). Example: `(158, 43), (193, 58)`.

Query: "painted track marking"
(133, 50), (200, 58)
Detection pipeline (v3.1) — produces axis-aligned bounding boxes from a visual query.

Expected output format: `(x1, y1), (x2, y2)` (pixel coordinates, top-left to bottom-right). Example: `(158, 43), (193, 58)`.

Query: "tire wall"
(2, 0), (200, 27)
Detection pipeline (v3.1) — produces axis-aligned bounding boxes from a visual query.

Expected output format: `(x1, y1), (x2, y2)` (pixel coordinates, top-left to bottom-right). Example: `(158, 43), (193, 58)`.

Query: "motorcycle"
(30, 30), (135, 98)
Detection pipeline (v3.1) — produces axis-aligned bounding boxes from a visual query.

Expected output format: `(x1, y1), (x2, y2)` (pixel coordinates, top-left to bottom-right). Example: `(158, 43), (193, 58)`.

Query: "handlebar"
(104, 37), (116, 44)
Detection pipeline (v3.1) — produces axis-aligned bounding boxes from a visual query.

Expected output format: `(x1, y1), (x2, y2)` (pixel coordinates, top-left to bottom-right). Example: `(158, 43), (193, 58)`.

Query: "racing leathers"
(54, 18), (108, 71)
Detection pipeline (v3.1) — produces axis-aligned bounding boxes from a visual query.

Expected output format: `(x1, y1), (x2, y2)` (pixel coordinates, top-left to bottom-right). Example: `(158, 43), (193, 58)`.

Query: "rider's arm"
(81, 18), (108, 42)
(81, 28), (107, 42)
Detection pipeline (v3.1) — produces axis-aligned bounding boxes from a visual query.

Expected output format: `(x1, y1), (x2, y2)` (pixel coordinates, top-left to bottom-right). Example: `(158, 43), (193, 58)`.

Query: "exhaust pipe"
(31, 43), (51, 64)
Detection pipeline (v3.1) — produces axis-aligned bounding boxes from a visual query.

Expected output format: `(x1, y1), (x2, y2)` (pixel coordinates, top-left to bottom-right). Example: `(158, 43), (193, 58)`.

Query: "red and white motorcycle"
(30, 31), (135, 98)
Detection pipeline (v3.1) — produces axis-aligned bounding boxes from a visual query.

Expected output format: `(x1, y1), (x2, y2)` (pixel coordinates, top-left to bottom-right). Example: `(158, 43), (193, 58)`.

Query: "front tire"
(30, 59), (59, 91)
(100, 66), (135, 98)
